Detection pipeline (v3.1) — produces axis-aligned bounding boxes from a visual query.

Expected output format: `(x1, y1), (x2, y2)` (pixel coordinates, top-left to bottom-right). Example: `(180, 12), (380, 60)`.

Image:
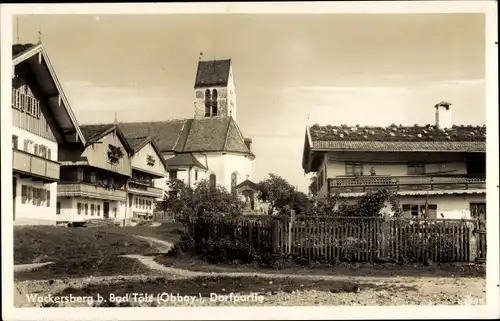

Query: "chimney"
(244, 138), (252, 152)
(434, 101), (452, 129)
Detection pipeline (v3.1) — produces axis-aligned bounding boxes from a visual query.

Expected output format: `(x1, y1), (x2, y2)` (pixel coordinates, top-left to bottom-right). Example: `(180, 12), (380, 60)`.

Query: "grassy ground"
(14, 222), (183, 265)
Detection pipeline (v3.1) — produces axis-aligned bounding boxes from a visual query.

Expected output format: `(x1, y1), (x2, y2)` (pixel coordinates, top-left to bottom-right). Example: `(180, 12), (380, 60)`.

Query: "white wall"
(56, 196), (121, 222)
(132, 142), (167, 177)
(325, 160), (467, 178)
(12, 127), (58, 161)
(13, 176), (57, 225)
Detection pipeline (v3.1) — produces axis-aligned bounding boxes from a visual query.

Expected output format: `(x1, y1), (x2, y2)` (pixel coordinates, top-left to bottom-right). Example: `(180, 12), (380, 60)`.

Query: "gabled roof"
(79, 124), (133, 155)
(165, 153), (207, 170)
(113, 116), (254, 157)
(125, 135), (169, 170)
(194, 59), (231, 88)
(12, 43), (86, 145)
(302, 123), (487, 173)
(235, 179), (260, 191)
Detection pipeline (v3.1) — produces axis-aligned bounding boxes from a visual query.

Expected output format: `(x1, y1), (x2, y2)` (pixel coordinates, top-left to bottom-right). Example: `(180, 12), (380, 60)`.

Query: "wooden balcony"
(12, 148), (59, 182)
(58, 182), (127, 201)
(128, 182), (163, 198)
(328, 175), (486, 194)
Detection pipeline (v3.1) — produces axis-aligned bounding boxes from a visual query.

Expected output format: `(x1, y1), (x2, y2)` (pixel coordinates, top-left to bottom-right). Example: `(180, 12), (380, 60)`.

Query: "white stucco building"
(302, 101), (486, 220)
(116, 58), (255, 194)
(11, 43), (86, 225)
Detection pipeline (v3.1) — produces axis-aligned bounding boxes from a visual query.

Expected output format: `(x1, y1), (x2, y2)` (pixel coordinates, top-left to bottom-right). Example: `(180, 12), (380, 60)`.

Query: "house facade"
(56, 124), (133, 223)
(302, 102), (486, 220)
(113, 58), (255, 194)
(11, 43), (86, 225)
(125, 136), (168, 220)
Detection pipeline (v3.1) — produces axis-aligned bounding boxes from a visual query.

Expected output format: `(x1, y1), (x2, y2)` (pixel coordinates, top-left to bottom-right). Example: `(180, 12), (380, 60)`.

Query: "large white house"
(11, 43), (86, 225)
(302, 101), (486, 220)
(111, 58), (255, 194)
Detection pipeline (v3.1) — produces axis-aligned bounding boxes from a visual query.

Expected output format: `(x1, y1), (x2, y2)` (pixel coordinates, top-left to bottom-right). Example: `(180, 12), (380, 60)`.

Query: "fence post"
(271, 219), (279, 254)
(288, 210), (296, 255)
(469, 221), (478, 262)
(380, 213), (390, 260)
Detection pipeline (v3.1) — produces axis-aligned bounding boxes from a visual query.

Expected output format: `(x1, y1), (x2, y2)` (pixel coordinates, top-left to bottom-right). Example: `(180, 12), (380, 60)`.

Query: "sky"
(14, 13), (486, 193)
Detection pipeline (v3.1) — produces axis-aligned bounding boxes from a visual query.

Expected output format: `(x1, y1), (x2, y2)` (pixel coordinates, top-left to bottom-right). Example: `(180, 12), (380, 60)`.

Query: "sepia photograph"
(1, 1), (498, 320)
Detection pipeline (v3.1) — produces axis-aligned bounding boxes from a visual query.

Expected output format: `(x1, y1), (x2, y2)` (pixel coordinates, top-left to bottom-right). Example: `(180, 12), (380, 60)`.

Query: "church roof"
(165, 153), (207, 170)
(101, 116), (254, 157)
(194, 59), (231, 88)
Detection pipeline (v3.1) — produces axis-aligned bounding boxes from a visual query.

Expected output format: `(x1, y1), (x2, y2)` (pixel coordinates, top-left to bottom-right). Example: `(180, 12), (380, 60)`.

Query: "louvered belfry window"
(204, 89), (211, 117)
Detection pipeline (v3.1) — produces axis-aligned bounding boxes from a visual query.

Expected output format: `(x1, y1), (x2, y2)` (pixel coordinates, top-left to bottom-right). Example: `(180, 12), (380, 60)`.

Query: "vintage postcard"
(1, 1), (498, 320)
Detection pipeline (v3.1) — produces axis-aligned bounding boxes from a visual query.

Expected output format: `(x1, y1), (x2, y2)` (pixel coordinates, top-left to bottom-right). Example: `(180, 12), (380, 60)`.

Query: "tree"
(156, 179), (243, 223)
(257, 173), (296, 215)
(308, 174), (318, 198)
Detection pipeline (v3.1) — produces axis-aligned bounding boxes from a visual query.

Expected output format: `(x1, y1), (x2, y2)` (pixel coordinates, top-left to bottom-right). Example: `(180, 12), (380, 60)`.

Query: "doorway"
(103, 201), (110, 219)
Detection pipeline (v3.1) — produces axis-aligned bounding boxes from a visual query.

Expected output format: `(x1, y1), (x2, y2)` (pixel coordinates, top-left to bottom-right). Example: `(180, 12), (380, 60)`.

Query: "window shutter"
(21, 185), (27, 204)
(428, 204), (437, 219)
(77, 203), (82, 215)
(46, 190), (51, 207)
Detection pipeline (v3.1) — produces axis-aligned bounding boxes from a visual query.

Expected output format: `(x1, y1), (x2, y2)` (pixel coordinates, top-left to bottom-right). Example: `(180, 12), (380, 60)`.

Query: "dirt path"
(14, 261), (54, 273)
(132, 235), (173, 253)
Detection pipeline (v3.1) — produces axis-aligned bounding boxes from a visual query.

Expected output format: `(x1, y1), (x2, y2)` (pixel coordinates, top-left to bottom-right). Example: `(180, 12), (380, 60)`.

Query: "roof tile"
(195, 59), (231, 88)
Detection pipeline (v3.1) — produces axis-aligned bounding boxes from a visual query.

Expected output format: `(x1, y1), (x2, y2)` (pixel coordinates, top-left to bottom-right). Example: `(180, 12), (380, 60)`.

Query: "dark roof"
(12, 43), (37, 57)
(79, 124), (133, 154)
(308, 124), (486, 152)
(80, 124), (115, 142)
(165, 153), (207, 170)
(194, 59), (231, 88)
(115, 116), (254, 156)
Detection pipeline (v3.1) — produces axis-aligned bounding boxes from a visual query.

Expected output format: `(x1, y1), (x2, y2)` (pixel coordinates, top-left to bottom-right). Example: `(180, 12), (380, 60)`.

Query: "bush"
(197, 236), (258, 264)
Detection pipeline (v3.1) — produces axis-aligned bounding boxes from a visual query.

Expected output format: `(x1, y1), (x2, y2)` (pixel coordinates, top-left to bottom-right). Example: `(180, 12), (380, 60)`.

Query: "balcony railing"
(58, 182), (127, 201)
(12, 148), (59, 182)
(128, 182), (163, 198)
(328, 175), (486, 194)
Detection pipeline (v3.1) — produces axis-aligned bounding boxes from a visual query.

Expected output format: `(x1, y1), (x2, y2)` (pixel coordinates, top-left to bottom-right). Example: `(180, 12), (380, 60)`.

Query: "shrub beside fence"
(189, 214), (481, 263)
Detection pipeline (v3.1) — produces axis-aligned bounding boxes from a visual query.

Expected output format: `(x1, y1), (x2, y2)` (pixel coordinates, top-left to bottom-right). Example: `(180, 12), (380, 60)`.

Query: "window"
(47, 148), (51, 160)
(39, 145), (47, 158)
(27, 186), (33, 203)
(56, 202), (61, 215)
(21, 185), (27, 204)
(402, 204), (438, 219)
(113, 208), (117, 218)
(209, 173), (216, 190)
(77, 203), (82, 215)
(12, 135), (18, 149)
(231, 172), (237, 196)
(346, 162), (363, 176)
(212, 89), (218, 116)
(169, 170), (178, 180)
(46, 190), (50, 207)
(77, 169), (84, 181)
(195, 170), (198, 181)
(204, 89), (211, 117)
(84, 203), (88, 215)
(90, 172), (97, 183)
(91, 204), (95, 216)
(34, 144), (39, 156)
(407, 163), (425, 175)
(97, 205), (101, 216)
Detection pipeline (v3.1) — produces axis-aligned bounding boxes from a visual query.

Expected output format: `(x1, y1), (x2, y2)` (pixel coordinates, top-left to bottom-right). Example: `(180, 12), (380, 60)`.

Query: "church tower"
(193, 58), (237, 121)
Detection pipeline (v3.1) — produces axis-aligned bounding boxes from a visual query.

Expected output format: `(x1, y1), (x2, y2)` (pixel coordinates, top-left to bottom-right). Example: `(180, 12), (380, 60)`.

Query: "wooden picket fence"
(189, 214), (481, 263)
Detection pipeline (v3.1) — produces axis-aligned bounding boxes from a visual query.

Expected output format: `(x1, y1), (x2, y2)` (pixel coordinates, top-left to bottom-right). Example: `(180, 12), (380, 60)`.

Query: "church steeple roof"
(194, 59), (231, 88)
